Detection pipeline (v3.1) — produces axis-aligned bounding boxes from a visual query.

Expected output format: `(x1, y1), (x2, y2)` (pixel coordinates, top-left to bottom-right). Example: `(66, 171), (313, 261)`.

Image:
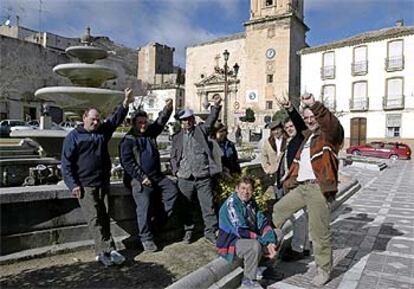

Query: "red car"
(346, 141), (411, 160)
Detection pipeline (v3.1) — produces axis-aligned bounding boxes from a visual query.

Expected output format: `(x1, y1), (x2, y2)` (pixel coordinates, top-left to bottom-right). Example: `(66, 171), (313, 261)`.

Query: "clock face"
(266, 48), (276, 59)
(248, 91), (257, 100)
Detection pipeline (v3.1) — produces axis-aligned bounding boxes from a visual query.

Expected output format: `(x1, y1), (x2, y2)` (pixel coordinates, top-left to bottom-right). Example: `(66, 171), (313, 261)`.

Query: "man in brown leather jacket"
(272, 92), (344, 287)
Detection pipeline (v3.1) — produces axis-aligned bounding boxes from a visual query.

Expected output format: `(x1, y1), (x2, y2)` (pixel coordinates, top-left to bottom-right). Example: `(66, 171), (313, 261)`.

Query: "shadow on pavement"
(0, 258), (174, 289)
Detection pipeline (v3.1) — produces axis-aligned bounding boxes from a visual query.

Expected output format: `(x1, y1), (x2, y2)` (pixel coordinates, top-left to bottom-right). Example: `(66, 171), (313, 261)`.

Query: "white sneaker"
(110, 250), (126, 265)
(96, 252), (113, 267)
(312, 267), (330, 287)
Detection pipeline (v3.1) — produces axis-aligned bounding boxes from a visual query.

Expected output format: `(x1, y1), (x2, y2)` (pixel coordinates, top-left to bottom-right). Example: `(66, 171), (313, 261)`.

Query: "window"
(266, 74), (273, 83)
(386, 40), (404, 71)
(384, 77), (404, 110)
(386, 114), (401, 137)
(265, 0), (274, 6)
(265, 101), (273, 110)
(351, 81), (368, 111)
(148, 99), (155, 108)
(352, 46), (368, 75)
(321, 51), (335, 79)
(321, 85), (336, 111)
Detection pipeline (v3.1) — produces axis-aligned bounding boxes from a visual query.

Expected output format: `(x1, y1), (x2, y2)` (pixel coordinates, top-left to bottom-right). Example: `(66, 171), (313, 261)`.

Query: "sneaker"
(142, 240), (158, 252)
(96, 252), (113, 267)
(312, 267), (330, 287)
(204, 233), (217, 245)
(255, 266), (267, 281)
(110, 250), (126, 265)
(182, 231), (193, 244)
(241, 278), (263, 289)
(281, 247), (305, 262)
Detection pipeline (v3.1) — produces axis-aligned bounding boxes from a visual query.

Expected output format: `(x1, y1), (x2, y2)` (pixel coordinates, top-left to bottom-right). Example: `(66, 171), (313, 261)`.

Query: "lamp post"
(222, 49), (239, 126)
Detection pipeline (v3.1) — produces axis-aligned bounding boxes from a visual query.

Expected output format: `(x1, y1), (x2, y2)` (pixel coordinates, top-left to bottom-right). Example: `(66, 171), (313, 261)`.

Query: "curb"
(166, 178), (361, 289)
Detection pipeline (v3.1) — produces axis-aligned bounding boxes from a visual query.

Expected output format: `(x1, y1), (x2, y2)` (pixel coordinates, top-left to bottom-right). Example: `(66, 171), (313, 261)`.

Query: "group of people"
(61, 88), (344, 289)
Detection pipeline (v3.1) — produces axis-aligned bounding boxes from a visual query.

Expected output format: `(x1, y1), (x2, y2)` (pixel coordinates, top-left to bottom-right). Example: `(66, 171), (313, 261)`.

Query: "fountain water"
(11, 27), (127, 159)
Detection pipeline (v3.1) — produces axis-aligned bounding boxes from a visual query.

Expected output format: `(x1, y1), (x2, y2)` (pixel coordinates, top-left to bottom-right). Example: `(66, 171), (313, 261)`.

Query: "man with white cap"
(170, 95), (222, 244)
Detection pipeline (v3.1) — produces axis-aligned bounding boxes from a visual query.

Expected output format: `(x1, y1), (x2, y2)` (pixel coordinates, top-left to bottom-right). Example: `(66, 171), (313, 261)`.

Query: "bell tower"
(243, 0), (308, 114)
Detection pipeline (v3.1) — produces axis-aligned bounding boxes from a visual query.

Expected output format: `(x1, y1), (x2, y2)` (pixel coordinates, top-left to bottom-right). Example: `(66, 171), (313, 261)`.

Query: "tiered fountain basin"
(34, 87), (124, 109)
(65, 46), (108, 64)
(53, 64), (117, 87)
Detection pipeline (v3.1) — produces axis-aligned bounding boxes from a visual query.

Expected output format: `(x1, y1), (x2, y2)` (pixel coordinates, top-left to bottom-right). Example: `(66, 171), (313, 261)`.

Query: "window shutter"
(388, 40), (402, 58)
(354, 82), (367, 99)
(386, 114), (401, 127)
(354, 46), (366, 62)
(323, 52), (334, 66)
(387, 78), (402, 98)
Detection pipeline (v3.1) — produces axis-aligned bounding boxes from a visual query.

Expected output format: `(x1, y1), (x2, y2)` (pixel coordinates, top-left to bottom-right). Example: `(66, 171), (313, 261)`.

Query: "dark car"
(346, 141), (411, 160)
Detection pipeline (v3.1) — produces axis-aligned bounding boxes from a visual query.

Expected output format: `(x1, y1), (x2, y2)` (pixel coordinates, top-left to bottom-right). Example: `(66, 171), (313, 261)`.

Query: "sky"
(1, 0), (413, 67)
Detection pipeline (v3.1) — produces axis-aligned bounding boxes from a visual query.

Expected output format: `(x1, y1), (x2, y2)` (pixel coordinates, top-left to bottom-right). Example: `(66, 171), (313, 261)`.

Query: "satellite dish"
(4, 19), (11, 26)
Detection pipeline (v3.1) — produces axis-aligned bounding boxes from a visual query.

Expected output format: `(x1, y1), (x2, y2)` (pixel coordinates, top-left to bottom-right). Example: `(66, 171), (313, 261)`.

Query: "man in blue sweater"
(119, 98), (178, 252)
(61, 88), (134, 267)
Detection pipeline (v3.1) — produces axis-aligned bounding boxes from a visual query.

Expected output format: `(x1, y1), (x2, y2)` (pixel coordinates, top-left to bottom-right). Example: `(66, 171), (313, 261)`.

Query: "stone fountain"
(10, 27), (126, 159)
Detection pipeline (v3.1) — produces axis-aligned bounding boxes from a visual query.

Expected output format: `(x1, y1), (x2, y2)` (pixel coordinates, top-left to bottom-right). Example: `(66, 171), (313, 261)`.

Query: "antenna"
(38, 0), (43, 32)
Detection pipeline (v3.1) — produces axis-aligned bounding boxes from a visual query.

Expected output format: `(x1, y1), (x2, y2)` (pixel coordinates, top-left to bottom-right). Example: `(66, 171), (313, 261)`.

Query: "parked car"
(0, 119), (35, 137)
(59, 121), (82, 131)
(28, 120), (65, 130)
(346, 141), (411, 160)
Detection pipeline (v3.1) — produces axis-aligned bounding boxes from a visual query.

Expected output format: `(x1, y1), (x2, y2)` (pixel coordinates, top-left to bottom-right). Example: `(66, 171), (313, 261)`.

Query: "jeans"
(178, 177), (218, 236)
(235, 239), (262, 280)
(131, 174), (178, 242)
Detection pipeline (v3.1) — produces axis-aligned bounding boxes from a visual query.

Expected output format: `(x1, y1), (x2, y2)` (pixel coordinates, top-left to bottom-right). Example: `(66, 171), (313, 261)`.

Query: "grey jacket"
(170, 105), (222, 177)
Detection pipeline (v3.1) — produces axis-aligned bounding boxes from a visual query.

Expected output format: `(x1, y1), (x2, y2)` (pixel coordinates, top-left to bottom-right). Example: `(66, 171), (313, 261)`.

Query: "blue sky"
(1, 0), (413, 67)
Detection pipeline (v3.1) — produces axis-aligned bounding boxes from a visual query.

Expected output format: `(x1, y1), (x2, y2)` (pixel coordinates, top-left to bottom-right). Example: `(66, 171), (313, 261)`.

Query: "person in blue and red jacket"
(217, 176), (283, 289)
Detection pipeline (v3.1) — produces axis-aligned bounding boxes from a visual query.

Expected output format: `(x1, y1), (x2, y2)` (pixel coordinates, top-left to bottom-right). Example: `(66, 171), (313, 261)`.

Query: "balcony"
(383, 95), (405, 110)
(385, 56), (404, 72)
(320, 65), (335, 80)
(351, 61), (368, 76)
(349, 97), (369, 112)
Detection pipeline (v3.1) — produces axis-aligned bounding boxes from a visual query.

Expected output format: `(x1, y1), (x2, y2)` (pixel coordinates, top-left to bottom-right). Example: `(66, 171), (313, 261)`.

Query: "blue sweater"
(61, 105), (128, 191)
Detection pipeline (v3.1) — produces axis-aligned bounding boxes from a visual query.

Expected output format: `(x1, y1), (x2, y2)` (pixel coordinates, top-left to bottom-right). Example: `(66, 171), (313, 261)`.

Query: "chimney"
(16, 15), (20, 26)
(396, 19), (404, 27)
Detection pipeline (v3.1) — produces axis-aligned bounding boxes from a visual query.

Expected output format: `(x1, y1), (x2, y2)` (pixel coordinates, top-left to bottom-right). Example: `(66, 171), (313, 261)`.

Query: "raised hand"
(301, 92), (315, 107)
(165, 98), (173, 111)
(274, 91), (291, 110)
(213, 94), (222, 106)
(123, 88), (134, 107)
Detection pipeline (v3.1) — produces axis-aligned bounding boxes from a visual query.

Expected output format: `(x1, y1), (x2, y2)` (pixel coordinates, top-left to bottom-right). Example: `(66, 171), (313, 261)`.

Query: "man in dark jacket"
(61, 88), (134, 267)
(214, 122), (241, 176)
(119, 99), (178, 252)
(272, 92), (344, 287)
(170, 95), (222, 244)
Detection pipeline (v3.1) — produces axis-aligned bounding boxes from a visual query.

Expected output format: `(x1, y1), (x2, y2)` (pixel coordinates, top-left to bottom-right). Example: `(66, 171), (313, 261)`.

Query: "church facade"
(185, 0), (308, 128)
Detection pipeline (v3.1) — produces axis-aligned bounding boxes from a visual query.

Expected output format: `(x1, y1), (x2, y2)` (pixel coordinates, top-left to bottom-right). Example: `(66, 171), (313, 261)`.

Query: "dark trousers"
(78, 186), (115, 255)
(178, 177), (218, 236)
(131, 175), (178, 242)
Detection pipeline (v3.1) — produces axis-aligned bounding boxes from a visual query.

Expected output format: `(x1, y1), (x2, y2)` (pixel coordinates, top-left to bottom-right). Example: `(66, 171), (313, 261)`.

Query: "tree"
(239, 108), (255, 123)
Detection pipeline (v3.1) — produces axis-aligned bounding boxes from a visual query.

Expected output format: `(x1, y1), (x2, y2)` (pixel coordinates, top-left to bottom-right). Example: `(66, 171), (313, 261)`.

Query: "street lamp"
(222, 49), (239, 126)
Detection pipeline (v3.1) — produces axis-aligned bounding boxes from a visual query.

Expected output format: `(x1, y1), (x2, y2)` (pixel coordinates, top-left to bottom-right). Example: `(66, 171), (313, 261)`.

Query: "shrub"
(214, 168), (272, 211)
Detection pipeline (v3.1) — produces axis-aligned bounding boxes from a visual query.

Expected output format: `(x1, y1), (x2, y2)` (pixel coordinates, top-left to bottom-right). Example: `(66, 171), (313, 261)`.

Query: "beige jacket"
(260, 135), (286, 175)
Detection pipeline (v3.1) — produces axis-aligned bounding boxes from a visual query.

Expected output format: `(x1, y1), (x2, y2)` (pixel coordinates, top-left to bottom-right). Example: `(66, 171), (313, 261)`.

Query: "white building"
(129, 84), (185, 124)
(300, 22), (414, 147)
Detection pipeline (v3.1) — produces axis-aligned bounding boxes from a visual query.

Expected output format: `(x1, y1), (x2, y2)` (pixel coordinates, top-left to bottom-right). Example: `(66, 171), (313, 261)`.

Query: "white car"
(0, 119), (35, 132)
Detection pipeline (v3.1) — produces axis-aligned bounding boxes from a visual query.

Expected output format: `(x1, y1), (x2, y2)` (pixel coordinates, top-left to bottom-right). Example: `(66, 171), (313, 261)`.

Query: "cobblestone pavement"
(268, 159), (414, 289)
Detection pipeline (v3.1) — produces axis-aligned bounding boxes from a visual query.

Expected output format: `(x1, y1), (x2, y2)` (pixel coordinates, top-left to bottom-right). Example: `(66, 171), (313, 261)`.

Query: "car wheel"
(352, 150), (361, 156)
(389, 154), (399, 161)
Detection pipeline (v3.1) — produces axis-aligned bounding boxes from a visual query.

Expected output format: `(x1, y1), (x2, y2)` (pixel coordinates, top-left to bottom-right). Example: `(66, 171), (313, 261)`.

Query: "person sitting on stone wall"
(119, 98), (178, 252)
(217, 176), (284, 289)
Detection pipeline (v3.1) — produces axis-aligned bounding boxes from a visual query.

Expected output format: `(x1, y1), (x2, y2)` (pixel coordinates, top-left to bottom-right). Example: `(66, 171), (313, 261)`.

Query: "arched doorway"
(350, 117), (367, 146)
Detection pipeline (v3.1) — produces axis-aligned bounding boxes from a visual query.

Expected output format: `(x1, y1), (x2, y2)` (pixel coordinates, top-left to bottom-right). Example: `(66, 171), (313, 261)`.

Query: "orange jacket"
(283, 102), (344, 197)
